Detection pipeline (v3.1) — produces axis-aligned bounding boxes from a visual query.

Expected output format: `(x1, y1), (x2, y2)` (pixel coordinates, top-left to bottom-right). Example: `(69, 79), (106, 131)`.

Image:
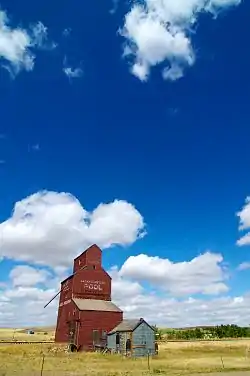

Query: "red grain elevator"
(55, 244), (123, 350)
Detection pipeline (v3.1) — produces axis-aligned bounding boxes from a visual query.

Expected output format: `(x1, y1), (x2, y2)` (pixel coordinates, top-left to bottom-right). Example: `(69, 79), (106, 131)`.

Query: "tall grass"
(1, 340), (250, 375)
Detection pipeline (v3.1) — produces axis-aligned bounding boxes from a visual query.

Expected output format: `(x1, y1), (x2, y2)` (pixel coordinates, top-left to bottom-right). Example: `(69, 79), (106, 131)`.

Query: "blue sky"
(0, 0), (250, 328)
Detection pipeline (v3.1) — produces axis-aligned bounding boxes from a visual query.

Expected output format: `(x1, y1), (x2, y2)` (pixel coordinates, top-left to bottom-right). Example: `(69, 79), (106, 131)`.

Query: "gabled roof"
(108, 318), (155, 334)
(109, 319), (139, 334)
(61, 244), (111, 285)
(72, 298), (122, 312)
(74, 244), (101, 262)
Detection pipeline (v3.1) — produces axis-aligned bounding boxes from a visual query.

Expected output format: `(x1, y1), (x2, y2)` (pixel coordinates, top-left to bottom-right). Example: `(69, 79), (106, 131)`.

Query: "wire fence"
(1, 346), (250, 376)
(0, 351), (149, 376)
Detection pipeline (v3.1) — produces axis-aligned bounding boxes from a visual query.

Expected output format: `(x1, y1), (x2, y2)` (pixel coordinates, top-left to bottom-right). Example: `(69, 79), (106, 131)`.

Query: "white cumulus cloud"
(0, 191), (146, 269)
(119, 252), (228, 296)
(236, 197), (250, 246)
(237, 262), (250, 271)
(0, 258), (248, 328)
(9, 265), (51, 287)
(120, 0), (242, 81)
(0, 190), (249, 328)
(0, 9), (54, 75)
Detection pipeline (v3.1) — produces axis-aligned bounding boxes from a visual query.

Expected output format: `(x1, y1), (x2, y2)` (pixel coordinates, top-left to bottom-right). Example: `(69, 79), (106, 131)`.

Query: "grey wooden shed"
(107, 318), (156, 357)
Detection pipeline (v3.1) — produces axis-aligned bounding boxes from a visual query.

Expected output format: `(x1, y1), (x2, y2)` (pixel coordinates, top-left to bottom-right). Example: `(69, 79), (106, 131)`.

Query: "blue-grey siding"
(107, 331), (131, 353)
(107, 321), (155, 357)
(132, 321), (155, 357)
(107, 332), (116, 350)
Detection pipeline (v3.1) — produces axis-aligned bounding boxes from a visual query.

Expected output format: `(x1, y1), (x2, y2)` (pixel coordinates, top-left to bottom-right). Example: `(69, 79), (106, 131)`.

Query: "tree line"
(153, 324), (250, 340)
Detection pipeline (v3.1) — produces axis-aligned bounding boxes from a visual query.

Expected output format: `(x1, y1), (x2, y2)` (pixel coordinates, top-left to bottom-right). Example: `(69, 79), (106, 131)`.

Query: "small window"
(93, 265), (96, 270)
(116, 333), (120, 345)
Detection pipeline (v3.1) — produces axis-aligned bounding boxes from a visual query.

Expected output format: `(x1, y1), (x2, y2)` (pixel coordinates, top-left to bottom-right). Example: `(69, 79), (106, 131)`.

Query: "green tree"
(152, 325), (163, 340)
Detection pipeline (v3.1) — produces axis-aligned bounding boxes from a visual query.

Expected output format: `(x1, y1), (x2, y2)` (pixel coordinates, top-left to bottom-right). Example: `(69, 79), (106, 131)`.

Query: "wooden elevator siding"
(73, 245), (102, 273)
(55, 300), (76, 343)
(72, 268), (111, 301)
(55, 244), (123, 349)
(55, 277), (74, 342)
(77, 310), (123, 350)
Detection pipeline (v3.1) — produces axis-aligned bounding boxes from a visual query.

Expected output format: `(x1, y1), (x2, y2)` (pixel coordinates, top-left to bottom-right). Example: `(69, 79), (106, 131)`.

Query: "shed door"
(68, 321), (77, 345)
(133, 328), (147, 357)
(133, 335), (146, 357)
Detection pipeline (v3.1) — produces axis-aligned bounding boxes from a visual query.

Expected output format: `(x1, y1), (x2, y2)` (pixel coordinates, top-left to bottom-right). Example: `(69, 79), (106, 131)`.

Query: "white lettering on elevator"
(81, 280), (105, 291)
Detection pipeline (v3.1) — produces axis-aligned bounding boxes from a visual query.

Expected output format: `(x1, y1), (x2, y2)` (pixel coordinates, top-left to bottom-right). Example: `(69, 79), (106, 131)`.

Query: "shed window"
(116, 333), (120, 345)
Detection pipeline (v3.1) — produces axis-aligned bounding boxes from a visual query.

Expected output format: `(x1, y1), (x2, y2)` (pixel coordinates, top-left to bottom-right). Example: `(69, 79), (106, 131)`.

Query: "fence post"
(147, 350), (150, 370)
(220, 356), (224, 369)
(40, 353), (45, 376)
(245, 346), (249, 360)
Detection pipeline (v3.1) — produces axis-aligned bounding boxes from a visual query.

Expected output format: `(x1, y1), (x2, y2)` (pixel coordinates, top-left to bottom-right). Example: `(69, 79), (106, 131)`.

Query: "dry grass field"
(1, 337), (250, 376)
(0, 327), (55, 342)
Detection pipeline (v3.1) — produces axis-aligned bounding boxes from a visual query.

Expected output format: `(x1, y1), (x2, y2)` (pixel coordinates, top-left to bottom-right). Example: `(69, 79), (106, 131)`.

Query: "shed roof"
(108, 318), (155, 334)
(109, 319), (139, 334)
(72, 298), (122, 312)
